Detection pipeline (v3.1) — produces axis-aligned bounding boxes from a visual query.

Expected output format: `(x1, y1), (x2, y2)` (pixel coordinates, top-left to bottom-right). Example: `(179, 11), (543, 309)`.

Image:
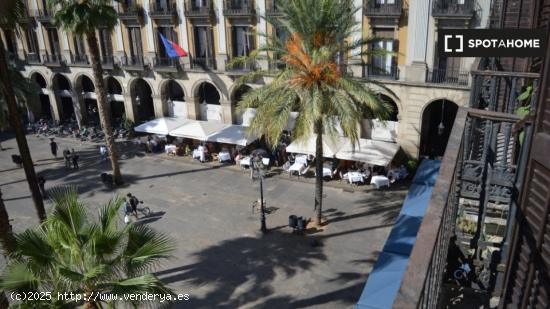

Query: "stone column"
(347, 0), (364, 77)
(177, 0), (191, 68)
(46, 87), (62, 125)
(143, 0), (157, 61)
(112, 0), (125, 60)
(60, 30), (71, 64)
(255, 0), (268, 70)
(71, 92), (84, 129)
(216, 0), (228, 71)
(404, 0), (431, 83)
(152, 94), (166, 118)
(123, 93), (137, 123)
(186, 96), (200, 120)
(220, 99), (233, 125)
(31, 0), (46, 55)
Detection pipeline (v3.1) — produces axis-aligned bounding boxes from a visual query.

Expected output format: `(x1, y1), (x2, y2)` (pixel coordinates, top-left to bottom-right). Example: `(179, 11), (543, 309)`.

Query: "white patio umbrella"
(285, 134), (344, 158)
(134, 117), (190, 135)
(336, 138), (400, 167)
(206, 125), (258, 146)
(169, 120), (228, 141)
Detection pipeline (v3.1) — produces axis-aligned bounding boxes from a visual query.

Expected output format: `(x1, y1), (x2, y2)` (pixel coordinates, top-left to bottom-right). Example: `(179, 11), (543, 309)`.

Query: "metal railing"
(43, 53), (63, 65)
(120, 55), (145, 69)
(223, 0), (255, 16)
(34, 9), (52, 21)
(118, 4), (144, 19)
(427, 68), (469, 86)
(101, 55), (116, 69)
(153, 56), (179, 70)
(364, 64), (399, 80)
(190, 56), (216, 70)
(184, 0), (213, 17)
(226, 58), (256, 72)
(26, 52), (41, 64)
(266, 0), (283, 16)
(363, 0), (403, 16)
(149, 2), (177, 18)
(70, 53), (89, 65)
(394, 107), (525, 308)
(432, 0), (475, 17)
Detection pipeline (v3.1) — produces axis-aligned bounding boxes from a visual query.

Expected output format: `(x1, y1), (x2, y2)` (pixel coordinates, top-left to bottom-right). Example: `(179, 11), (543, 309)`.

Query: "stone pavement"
(0, 133), (409, 309)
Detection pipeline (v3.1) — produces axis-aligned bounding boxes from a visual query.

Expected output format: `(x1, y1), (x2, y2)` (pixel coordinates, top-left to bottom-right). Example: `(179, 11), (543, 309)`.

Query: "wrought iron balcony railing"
(120, 55), (147, 70)
(70, 53), (89, 66)
(266, 0), (283, 16)
(363, 0), (403, 17)
(149, 2), (177, 21)
(184, 0), (214, 18)
(26, 52), (41, 64)
(223, 0), (255, 17)
(364, 64), (399, 80)
(225, 58), (257, 74)
(427, 68), (469, 86)
(43, 53), (64, 66)
(153, 56), (179, 72)
(35, 9), (53, 23)
(432, 0), (475, 18)
(118, 4), (144, 24)
(17, 8), (34, 23)
(190, 56), (216, 70)
(101, 55), (116, 69)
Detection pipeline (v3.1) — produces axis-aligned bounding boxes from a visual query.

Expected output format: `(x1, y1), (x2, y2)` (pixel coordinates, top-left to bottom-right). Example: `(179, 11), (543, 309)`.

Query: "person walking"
(99, 145), (108, 162)
(37, 175), (47, 199)
(127, 193), (139, 218)
(71, 149), (79, 169)
(63, 148), (71, 168)
(50, 138), (58, 159)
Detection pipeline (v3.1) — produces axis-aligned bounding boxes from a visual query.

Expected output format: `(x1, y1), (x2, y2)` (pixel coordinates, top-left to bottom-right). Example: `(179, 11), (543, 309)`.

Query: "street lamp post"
(252, 155), (267, 234)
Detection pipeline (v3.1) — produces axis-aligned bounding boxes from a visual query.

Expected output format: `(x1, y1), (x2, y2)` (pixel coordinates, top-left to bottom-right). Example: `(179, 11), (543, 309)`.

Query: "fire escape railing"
(394, 107), (526, 308)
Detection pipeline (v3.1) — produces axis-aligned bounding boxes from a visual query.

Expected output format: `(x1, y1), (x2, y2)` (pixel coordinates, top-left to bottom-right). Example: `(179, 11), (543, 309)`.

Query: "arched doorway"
(31, 72), (52, 121)
(77, 75), (99, 125)
(52, 74), (74, 123)
(161, 80), (185, 118)
(232, 85), (251, 125)
(196, 82), (221, 122)
(419, 99), (459, 159)
(379, 94), (399, 121)
(106, 77), (125, 126)
(132, 78), (154, 123)
(361, 94), (399, 141)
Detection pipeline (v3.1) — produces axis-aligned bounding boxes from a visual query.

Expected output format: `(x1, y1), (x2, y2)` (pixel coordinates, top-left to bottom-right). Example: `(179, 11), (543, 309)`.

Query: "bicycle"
(453, 261), (472, 285)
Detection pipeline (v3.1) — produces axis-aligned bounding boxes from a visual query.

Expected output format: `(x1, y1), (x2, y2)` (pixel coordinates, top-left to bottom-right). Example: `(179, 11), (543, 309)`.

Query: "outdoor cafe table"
(344, 172), (365, 184)
(240, 156), (251, 168)
(165, 144), (177, 154)
(289, 162), (306, 175)
(218, 151), (231, 162)
(322, 167), (332, 178)
(192, 149), (202, 159)
(371, 175), (390, 189)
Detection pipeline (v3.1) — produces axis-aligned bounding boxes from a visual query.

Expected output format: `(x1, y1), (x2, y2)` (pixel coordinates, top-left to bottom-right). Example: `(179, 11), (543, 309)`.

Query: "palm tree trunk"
(0, 40), (46, 222)
(85, 31), (123, 184)
(0, 189), (15, 309)
(314, 120), (324, 226)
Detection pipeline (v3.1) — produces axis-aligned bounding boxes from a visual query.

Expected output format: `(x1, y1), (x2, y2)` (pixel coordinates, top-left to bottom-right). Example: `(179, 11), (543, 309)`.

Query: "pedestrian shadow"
(136, 211), (166, 225)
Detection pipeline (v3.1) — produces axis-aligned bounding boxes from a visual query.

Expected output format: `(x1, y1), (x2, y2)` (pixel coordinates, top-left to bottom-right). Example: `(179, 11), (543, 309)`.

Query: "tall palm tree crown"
(236, 0), (393, 225)
(0, 188), (175, 308)
(47, 0), (123, 184)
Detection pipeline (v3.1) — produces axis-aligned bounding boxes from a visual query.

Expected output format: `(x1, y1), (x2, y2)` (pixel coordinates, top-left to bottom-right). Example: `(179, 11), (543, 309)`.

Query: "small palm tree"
(0, 0), (47, 222)
(48, 0), (123, 184)
(236, 0), (392, 225)
(0, 188), (175, 308)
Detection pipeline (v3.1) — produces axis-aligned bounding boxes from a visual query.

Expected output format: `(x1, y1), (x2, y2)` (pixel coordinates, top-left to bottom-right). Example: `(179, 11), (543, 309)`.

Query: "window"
(2, 29), (17, 54)
(25, 27), (39, 54)
(231, 26), (253, 57)
(128, 27), (143, 59)
(370, 29), (396, 76)
(193, 26), (214, 59)
(47, 28), (61, 56)
(99, 28), (113, 59)
(193, 0), (208, 8)
(73, 35), (86, 55)
(157, 27), (176, 58)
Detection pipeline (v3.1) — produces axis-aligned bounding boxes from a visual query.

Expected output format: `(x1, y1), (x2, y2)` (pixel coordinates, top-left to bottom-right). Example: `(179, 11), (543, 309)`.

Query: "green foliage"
(517, 85), (533, 102)
(47, 0), (118, 34)
(458, 218), (477, 235)
(405, 158), (418, 174)
(121, 113), (134, 131)
(0, 64), (40, 129)
(0, 188), (175, 307)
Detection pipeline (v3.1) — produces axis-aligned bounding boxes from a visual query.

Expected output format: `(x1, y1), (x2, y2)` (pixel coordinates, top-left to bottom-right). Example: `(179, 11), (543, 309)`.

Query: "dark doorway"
(39, 94), (52, 120)
(106, 77), (124, 126)
(419, 99), (458, 158)
(133, 78), (154, 122)
(197, 82), (220, 105)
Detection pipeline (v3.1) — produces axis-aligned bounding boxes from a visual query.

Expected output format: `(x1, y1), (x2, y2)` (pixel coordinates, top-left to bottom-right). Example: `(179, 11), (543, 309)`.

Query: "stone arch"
(75, 74), (98, 125)
(104, 76), (125, 95)
(29, 71), (48, 88)
(230, 84), (252, 125)
(191, 78), (228, 102)
(160, 79), (186, 118)
(129, 77), (155, 122)
(105, 76), (125, 125)
(52, 73), (72, 91)
(74, 73), (95, 92)
(127, 77), (156, 97)
(51, 73), (75, 123)
(378, 93), (400, 121)
(159, 79), (187, 100)
(193, 81), (223, 122)
(29, 71), (51, 121)
(419, 98), (459, 158)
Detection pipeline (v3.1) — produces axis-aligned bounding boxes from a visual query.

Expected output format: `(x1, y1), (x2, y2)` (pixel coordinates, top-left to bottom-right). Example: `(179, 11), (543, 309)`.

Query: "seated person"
(235, 152), (243, 164)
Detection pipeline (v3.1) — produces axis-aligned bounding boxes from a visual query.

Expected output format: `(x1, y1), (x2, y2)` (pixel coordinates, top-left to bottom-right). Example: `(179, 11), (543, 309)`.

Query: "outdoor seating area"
(131, 117), (408, 189)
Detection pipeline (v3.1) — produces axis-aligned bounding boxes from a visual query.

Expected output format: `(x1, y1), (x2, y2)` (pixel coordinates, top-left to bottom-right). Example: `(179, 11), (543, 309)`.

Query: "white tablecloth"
(322, 167), (332, 177)
(345, 172), (365, 184)
(289, 162), (305, 175)
(165, 145), (177, 154)
(192, 149), (201, 159)
(219, 151), (231, 162)
(371, 175), (390, 189)
(295, 155), (308, 165)
(240, 156), (251, 167)
(262, 158), (270, 166)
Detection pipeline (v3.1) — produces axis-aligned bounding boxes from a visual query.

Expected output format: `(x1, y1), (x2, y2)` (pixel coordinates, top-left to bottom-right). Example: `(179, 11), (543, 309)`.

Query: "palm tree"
(0, 188), (175, 308)
(0, 189), (16, 309)
(236, 0), (392, 226)
(0, 0), (47, 222)
(48, 0), (123, 184)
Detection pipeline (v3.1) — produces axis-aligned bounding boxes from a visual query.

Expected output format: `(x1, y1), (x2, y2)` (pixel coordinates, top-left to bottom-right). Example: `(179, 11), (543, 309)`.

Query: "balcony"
(189, 57), (216, 70)
(426, 68), (469, 86)
(149, 2), (177, 24)
(432, 0), (474, 18)
(225, 58), (256, 75)
(17, 8), (35, 23)
(120, 55), (147, 71)
(26, 52), (41, 64)
(118, 4), (144, 25)
(363, 0), (403, 18)
(184, 0), (214, 18)
(70, 53), (90, 67)
(389, 70), (539, 308)
(42, 53), (64, 67)
(35, 9), (53, 23)
(153, 56), (179, 72)
(223, 0), (255, 17)
(266, 0), (283, 17)
(101, 56), (116, 70)
(364, 64), (399, 80)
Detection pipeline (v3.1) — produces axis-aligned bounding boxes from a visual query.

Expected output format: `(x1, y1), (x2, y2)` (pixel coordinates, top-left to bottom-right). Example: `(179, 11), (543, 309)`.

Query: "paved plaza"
(0, 134), (408, 309)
